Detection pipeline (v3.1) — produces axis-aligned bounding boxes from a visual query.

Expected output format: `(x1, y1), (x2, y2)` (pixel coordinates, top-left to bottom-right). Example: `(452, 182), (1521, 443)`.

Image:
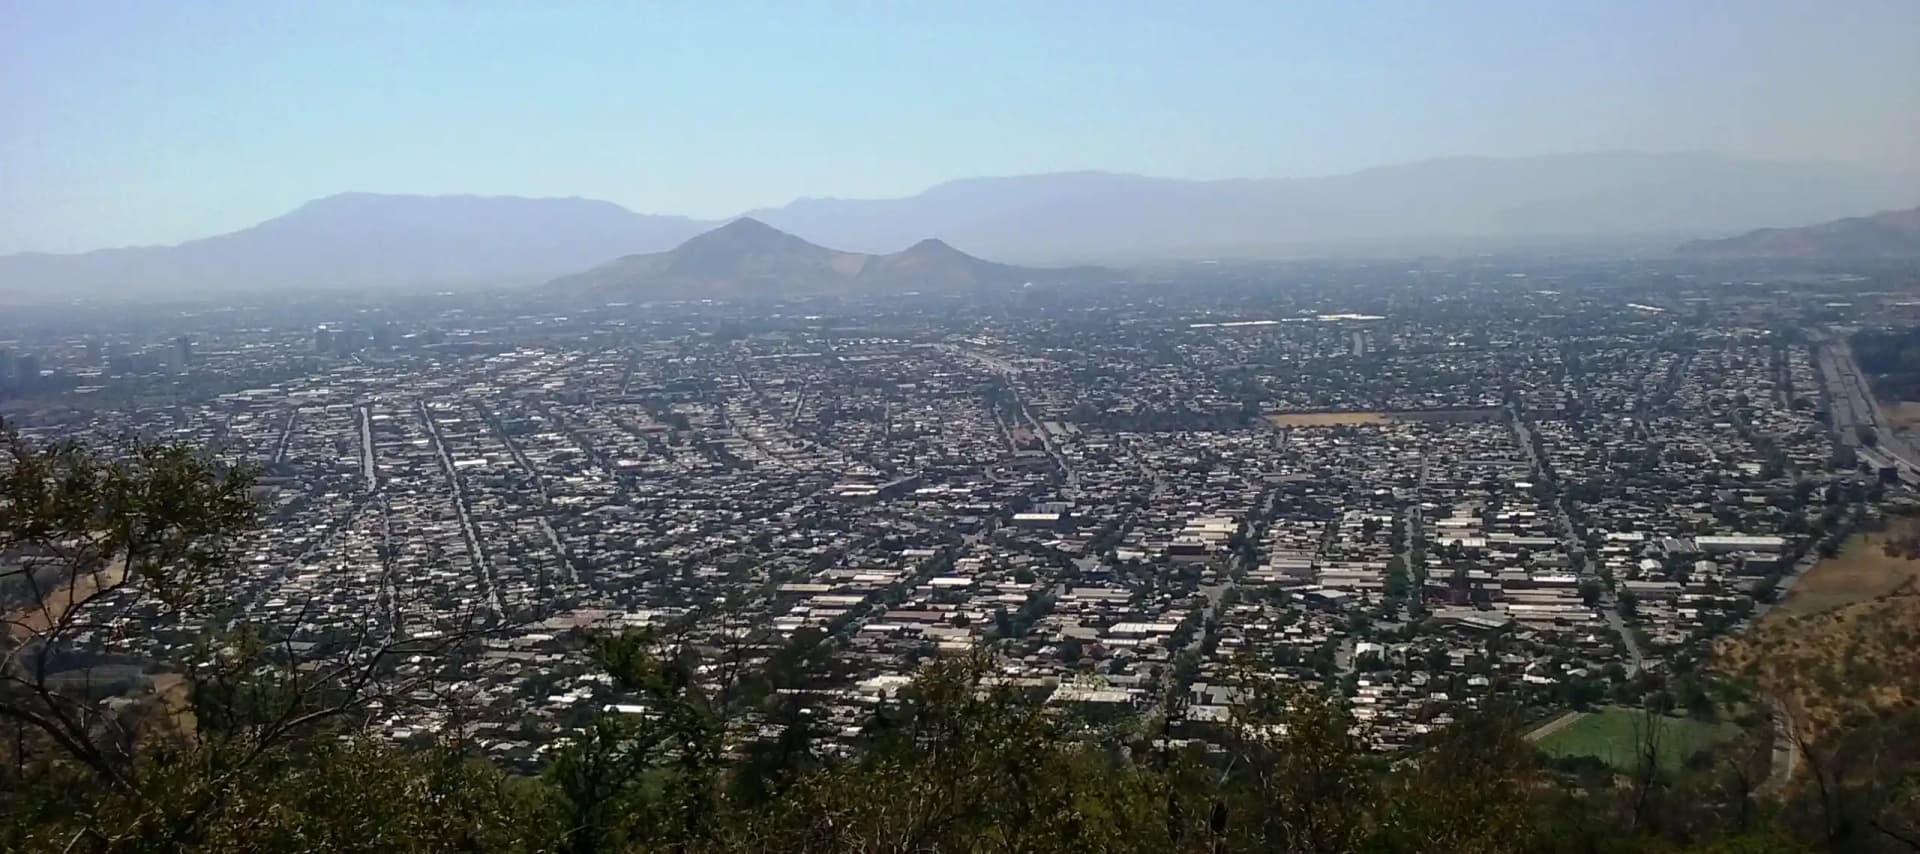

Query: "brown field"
(147, 672), (198, 736)
(1771, 516), (1920, 618)
(1267, 408), (1504, 428)
(1717, 515), (1920, 742)
(5, 556), (198, 737)
(5, 557), (126, 642)
(1886, 401), (1920, 452)
(1885, 401), (1920, 432)
(1267, 411), (1390, 427)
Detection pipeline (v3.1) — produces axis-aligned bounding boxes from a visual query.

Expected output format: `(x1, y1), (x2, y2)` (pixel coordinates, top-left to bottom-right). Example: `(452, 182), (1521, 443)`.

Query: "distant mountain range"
(0, 193), (710, 298)
(1675, 207), (1920, 260)
(3, 152), (1916, 300)
(547, 218), (1085, 298)
(745, 153), (1918, 262)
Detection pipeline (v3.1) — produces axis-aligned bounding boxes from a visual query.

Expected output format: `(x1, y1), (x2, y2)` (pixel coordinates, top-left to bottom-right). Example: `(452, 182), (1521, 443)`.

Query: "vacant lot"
(1537, 707), (1738, 771)
(1268, 408), (1502, 427)
(1884, 400), (1920, 451)
(1885, 401), (1920, 431)
(1267, 411), (1390, 427)
(1773, 516), (1920, 618)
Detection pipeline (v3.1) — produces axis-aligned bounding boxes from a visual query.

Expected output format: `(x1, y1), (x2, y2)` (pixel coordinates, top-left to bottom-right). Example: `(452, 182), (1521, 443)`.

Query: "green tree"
(0, 421), (532, 852)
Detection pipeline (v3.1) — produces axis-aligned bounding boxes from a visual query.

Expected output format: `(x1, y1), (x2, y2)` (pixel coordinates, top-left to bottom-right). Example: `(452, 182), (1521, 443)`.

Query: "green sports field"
(1536, 707), (1740, 771)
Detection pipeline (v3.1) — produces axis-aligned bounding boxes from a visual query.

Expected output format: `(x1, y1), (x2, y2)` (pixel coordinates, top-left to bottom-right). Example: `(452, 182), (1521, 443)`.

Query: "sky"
(3, 0), (1917, 254)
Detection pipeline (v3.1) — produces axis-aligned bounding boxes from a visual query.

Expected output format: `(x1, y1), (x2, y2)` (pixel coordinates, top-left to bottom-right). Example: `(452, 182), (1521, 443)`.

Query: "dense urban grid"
(2, 258), (1914, 774)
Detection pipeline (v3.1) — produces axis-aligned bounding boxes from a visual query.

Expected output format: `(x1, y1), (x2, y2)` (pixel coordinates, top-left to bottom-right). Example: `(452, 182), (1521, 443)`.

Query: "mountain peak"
(674, 217), (814, 251)
(714, 216), (780, 235)
(902, 237), (960, 255)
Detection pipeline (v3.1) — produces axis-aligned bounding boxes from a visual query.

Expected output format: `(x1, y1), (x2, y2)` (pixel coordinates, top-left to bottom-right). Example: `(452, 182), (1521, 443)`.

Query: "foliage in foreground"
(0, 648), (1826, 854)
(3, 422), (1916, 853)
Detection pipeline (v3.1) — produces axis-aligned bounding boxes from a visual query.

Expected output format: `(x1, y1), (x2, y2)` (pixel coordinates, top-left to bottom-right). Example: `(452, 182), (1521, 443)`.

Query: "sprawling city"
(5, 255), (1914, 765)
(6, 3), (1920, 851)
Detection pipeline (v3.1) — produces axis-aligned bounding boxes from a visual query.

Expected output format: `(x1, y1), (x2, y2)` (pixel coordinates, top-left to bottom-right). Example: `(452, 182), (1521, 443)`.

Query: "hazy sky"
(4, 0), (1917, 254)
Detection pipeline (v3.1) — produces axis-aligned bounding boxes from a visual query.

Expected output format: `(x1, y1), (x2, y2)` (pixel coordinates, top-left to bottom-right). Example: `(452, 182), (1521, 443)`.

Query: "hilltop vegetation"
(1718, 514), (1920, 740)
(1714, 511), (1920, 849)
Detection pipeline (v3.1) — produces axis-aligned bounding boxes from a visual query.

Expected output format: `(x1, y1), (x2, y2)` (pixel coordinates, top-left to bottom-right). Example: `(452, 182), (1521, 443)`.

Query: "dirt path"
(1526, 709), (1587, 742)
(1758, 695), (1798, 796)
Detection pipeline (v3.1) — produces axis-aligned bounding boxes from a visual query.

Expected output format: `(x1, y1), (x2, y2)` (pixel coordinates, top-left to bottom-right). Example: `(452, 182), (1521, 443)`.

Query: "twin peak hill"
(546, 218), (1100, 299)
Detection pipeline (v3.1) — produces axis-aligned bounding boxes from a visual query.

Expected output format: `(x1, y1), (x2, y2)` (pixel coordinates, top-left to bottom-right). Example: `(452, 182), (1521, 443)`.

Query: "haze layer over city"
(4, 3), (1920, 852)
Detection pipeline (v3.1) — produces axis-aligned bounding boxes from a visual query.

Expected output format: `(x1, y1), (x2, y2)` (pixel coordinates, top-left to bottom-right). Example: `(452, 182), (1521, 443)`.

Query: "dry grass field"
(1884, 401), (1920, 432)
(1267, 411), (1391, 427)
(5, 557), (127, 642)
(1267, 409), (1502, 428)
(1717, 515), (1920, 742)
(1771, 516), (1920, 617)
(147, 671), (198, 735)
(4, 556), (199, 736)
(1884, 400), (1920, 449)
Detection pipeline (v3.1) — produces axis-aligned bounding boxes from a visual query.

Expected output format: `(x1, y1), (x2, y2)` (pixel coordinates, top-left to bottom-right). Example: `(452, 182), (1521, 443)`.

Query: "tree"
(1056, 638), (1084, 663)
(1674, 675), (1717, 720)
(544, 629), (724, 854)
(1384, 555), (1411, 601)
(1831, 445), (1860, 471)
(1, 421), (520, 851)
(1, 422), (266, 785)
(1579, 578), (1604, 607)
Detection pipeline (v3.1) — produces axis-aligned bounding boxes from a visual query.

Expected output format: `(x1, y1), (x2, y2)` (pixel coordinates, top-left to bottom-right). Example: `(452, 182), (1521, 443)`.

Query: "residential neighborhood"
(1, 262), (1913, 768)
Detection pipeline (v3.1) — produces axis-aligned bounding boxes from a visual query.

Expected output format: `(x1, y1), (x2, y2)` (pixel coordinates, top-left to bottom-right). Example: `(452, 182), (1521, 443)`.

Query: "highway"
(1816, 334), (1920, 472)
(272, 408), (299, 466)
(357, 404), (379, 492)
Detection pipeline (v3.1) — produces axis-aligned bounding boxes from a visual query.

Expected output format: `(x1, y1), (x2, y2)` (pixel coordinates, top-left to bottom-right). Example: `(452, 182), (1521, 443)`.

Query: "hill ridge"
(548, 219), (1077, 298)
(1676, 207), (1920, 259)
